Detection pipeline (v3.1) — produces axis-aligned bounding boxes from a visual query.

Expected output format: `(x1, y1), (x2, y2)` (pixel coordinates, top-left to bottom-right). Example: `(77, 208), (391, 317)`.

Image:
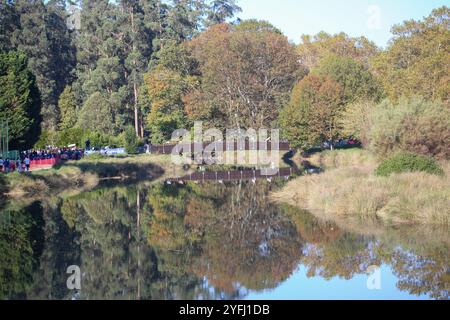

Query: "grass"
(1, 154), (189, 200)
(271, 149), (450, 226)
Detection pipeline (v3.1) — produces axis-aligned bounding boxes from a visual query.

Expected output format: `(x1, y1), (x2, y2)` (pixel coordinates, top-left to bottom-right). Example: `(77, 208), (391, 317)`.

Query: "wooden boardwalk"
(151, 141), (291, 155)
(166, 167), (300, 183)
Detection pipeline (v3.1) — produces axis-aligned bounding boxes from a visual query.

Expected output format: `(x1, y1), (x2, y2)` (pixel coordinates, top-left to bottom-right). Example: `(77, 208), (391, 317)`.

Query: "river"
(0, 179), (448, 300)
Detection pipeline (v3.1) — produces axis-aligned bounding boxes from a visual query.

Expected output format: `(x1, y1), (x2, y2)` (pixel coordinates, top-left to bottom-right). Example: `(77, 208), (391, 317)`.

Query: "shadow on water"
(53, 160), (166, 182)
(0, 180), (448, 300)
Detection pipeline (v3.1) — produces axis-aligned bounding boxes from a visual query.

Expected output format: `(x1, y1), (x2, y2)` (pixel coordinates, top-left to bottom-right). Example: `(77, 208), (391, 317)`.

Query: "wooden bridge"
(166, 166), (301, 184)
(150, 141), (291, 155)
(157, 140), (299, 184)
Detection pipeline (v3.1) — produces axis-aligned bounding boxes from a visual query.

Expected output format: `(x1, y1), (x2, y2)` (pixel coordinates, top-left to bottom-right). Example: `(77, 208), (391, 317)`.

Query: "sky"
(236, 0), (449, 47)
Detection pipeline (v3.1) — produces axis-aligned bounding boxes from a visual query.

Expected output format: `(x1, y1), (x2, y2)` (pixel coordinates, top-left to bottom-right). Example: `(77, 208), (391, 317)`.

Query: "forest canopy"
(0, 1), (448, 155)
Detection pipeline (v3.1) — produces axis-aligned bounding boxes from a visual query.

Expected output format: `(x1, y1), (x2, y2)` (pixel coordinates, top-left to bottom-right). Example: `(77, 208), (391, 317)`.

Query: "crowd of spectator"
(23, 147), (84, 161)
(0, 147), (85, 173)
(0, 157), (30, 173)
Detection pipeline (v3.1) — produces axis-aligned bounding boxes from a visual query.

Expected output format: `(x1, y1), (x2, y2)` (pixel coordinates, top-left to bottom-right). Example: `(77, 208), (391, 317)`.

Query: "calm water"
(0, 180), (448, 300)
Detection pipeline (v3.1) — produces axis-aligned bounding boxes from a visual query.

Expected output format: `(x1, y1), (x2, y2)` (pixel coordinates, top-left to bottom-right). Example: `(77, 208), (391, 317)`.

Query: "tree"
(0, 1), (18, 52)
(75, 0), (166, 138)
(149, 40), (198, 76)
(185, 23), (303, 130)
(279, 75), (344, 149)
(58, 86), (78, 131)
(3, 0), (76, 130)
(205, 0), (241, 26)
(120, 0), (157, 137)
(297, 31), (379, 71)
(165, 0), (206, 41)
(0, 51), (42, 149)
(78, 92), (117, 135)
(370, 6), (450, 102)
(144, 65), (192, 143)
(233, 19), (282, 34)
(312, 54), (383, 105)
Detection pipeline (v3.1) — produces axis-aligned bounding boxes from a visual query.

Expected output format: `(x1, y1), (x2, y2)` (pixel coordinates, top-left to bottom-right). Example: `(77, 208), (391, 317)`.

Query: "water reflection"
(0, 181), (448, 300)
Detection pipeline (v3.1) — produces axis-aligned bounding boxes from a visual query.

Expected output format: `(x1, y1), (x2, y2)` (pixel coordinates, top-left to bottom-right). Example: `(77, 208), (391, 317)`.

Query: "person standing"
(16, 159), (22, 172)
(3, 159), (9, 173)
(24, 156), (30, 172)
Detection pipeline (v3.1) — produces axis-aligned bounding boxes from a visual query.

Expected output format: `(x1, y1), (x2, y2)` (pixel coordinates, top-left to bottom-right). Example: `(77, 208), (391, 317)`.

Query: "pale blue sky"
(236, 0), (449, 47)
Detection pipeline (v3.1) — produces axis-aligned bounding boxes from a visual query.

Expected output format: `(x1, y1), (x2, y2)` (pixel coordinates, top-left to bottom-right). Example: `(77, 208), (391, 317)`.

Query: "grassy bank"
(272, 149), (450, 226)
(1, 154), (188, 199)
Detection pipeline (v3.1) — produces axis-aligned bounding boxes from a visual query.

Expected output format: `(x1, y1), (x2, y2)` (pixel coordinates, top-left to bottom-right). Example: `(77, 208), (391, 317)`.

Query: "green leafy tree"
(206, 0), (241, 26)
(78, 92), (117, 135)
(233, 19), (282, 34)
(2, 0), (76, 130)
(144, 63), (194, 143)
(312, 54), (383, 104)
(297, 31), (379, 71)
(123, 126), (137, 154)
(58, 86), (78, 131)
(0, 1), (18, 51)
(0, 51), (42, 149)
(371, 6), (450, 101)
(279, 75), (344, 149)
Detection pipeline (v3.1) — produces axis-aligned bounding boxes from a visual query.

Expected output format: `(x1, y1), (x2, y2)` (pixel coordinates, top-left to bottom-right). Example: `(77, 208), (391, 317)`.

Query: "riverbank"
(0, 154), (187, 200)
(271, 149), (450, 226)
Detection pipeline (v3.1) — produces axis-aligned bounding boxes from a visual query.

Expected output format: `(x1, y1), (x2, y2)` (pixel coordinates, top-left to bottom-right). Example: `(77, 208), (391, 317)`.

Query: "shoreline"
(0, 154), (185, 200)
(271, 149), (450, 227)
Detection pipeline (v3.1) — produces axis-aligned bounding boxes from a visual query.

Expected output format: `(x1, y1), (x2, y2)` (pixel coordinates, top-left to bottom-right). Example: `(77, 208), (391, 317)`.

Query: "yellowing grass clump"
(272, 150), (450, 226)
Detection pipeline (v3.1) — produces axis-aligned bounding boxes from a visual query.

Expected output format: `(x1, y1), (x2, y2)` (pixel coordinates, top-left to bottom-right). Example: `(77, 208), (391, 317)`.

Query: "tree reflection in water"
(0, 181), (448, 299)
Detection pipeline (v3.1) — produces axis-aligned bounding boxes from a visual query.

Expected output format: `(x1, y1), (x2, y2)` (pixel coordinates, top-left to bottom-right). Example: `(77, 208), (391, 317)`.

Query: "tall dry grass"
(272, 150), (450, 226)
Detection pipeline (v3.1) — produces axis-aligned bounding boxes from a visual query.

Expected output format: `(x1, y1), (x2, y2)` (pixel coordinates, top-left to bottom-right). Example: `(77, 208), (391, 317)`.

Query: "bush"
(34, 129), (125, 150)
(57, 127), (85, 147)
(340, 100), (376, 146)
(82, 130), (125, 149)
(369, 96), (450, 160)
(375, 152), (444, 177)
(124, 126), (141, 154)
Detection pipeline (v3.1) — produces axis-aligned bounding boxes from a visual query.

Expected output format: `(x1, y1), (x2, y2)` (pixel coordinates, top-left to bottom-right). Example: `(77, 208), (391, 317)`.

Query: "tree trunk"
(134, 82), (139, 137)
(130, 8), (140, 138)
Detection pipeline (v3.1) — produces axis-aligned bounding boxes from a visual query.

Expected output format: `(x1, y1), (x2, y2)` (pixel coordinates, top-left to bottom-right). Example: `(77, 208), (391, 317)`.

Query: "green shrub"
(82, 131), (125, 149)
(375, 152), (444, 177)
(34, 128), (125, 149)
(57, 127), (85, 147)
(84, 153), (107, 160)
(124, 126), (142, 154)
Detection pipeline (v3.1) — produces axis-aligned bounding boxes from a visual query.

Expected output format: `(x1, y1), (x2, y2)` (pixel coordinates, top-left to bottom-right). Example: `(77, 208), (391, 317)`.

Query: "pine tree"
(5, 0), (76, 131)
(0, 51), (42, 149)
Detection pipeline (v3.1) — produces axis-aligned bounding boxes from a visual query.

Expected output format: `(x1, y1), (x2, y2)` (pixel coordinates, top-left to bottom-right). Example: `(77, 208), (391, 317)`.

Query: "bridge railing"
(150, 141), (290, 155)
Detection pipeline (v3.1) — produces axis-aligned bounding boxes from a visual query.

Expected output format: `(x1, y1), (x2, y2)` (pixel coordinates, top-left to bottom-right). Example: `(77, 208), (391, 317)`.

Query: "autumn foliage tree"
(184, 22), (303, 130)
(279, 75), (344, 149)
